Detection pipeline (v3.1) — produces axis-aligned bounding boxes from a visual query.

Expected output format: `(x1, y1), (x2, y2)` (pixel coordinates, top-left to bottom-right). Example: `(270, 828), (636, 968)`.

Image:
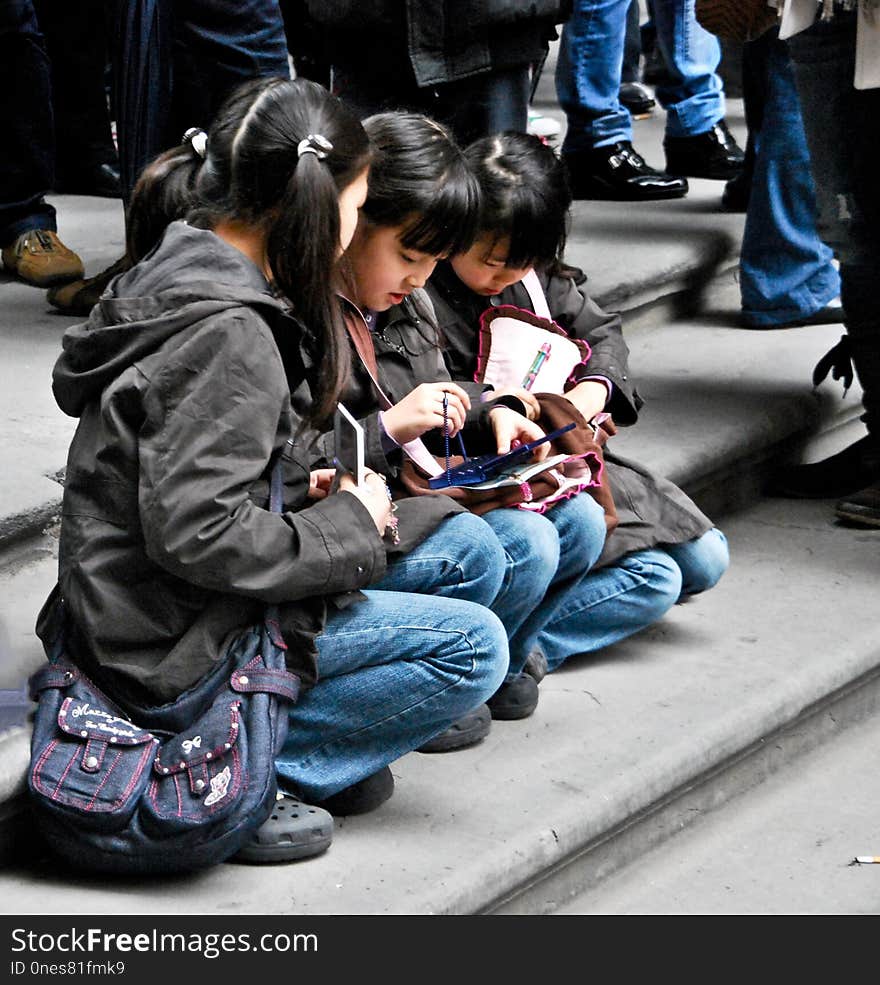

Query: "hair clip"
(182, 127), (208, 159)
(297, 133), (333, 160)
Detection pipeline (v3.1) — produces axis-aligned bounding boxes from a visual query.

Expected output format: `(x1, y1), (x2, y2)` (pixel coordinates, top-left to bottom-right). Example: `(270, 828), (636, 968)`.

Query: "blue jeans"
(0, 0), (56, 244)
(372, 512), (507, 609)
(556, 0), (724, 153)
(739, 32), (840, 326)
(788, 12), (880, 436)
(538, 526), (729, 672)
(376, 498), (608, 682)
(274, 590), (508, 800)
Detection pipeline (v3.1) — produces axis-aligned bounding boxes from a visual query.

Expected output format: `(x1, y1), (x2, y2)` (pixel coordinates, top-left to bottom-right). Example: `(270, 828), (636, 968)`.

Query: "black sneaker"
(486, 673), (539, 720)
(767, 436), (880, 500)
(664, 120), (745, 181)
(308, 766), (395, 817)
(416, 703), (491, 753)
(563, 142), (688, 201)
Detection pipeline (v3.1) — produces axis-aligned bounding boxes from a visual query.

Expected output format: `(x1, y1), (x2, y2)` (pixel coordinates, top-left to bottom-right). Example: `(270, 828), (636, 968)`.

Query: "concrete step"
(2, 494), (877, 915)
(556, 701), (880, 915)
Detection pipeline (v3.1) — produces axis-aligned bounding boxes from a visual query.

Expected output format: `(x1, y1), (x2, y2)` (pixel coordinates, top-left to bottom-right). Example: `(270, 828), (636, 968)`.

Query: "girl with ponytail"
(38, 78), (509, 869)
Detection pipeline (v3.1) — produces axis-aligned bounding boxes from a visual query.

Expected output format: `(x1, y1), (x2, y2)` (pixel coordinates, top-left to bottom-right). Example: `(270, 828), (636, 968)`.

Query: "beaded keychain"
(442, 391), (469, 485)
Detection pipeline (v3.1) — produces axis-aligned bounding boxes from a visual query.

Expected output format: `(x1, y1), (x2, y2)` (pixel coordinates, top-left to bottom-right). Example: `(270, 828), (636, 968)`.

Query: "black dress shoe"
(835, 480), (880, 527)
(619, 81), (656, 119)
(664, 120), (745, 181)
(563, 142), (689, 201)
(767, 435), (880, 500)
(55, 162), (122, 198)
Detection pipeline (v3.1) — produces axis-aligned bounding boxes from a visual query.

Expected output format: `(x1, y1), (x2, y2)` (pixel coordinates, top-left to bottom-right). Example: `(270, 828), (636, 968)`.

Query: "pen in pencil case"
(521, 341), (552, 391)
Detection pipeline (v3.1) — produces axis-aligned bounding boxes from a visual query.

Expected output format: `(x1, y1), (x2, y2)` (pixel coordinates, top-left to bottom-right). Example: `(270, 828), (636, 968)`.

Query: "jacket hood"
(53, 221), (288, 417)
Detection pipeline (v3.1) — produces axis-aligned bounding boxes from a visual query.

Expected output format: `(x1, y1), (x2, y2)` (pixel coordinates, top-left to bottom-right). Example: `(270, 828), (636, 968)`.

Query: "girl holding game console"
(426, 130), (729, 675)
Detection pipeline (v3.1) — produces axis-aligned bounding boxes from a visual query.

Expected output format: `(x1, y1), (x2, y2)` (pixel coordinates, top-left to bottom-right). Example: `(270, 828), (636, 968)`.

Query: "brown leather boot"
(2, 230), (84, 287)
(46, 253), (132, 316)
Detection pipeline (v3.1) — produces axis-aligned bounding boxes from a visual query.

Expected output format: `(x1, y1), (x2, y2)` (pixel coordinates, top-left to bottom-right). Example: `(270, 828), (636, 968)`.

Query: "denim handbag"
(26, 461), (302, 874)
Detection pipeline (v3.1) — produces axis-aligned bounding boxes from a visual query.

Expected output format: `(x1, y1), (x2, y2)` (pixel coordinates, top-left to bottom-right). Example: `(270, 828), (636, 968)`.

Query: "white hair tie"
(297, 133), (333, 160)
(182, 127), (208, 159)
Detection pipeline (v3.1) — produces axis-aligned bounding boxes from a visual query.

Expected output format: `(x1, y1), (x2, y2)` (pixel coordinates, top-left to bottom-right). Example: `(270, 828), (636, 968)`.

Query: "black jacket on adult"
(426, 263), (714, 566)
(39, 221), (386, 704)
(303, 0), (566, 86)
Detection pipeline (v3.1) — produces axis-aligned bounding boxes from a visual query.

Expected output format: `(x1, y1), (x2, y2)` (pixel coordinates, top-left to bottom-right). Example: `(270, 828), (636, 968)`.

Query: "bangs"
(395, 167), (480, 258)
(484, 184), (566, 271)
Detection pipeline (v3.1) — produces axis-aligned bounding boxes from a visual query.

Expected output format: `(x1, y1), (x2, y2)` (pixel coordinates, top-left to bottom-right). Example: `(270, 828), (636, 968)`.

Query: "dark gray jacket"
(41, 221), (386, 703)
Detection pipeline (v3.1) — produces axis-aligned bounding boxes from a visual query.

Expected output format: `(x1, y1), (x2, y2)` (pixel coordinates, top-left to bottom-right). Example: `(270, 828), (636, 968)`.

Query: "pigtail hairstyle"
(126, 139), (202, 264)
(127, 76), (371, 425)
(359, 112), (481, 260)
(463, 131), (573, 275)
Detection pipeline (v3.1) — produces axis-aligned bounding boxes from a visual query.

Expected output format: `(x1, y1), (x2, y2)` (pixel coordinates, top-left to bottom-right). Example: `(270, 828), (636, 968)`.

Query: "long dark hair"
(127, 76), (371, 423)
(463, 131), (571, 273)
(358, 112), (480, 258)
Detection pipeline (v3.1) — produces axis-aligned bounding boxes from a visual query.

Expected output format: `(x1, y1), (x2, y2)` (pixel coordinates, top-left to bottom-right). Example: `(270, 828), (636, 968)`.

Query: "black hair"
(463, 131), (572, 272)
(127, 76), (372, 424)
(358, 112), (480, 258)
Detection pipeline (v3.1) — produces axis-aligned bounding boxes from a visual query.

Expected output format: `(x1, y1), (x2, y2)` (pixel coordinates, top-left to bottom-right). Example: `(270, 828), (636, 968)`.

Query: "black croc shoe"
(417, 703), (492, 753)
(231, 792), (333, 864)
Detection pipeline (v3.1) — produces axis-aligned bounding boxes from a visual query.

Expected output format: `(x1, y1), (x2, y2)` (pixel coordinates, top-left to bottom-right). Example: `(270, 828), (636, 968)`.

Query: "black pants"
(0, 0), (55, 243)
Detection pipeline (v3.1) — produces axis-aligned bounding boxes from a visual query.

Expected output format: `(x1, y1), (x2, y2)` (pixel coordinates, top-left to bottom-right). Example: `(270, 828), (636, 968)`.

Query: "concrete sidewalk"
(3, 93), (878, 914)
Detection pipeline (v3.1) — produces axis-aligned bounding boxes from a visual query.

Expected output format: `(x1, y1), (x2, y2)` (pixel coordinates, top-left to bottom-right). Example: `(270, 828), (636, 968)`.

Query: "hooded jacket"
(40, 221), (386, 704)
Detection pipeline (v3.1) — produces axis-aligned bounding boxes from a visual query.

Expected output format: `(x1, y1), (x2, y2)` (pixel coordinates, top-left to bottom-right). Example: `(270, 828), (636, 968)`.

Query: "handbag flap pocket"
(30, 695), (157, 831)
(153, 700), (241, 776)
(147, 698), (245, 827)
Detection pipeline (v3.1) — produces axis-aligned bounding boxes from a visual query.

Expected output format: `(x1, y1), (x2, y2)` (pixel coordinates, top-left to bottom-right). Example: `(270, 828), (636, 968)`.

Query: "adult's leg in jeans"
(555, 0), (633, 154)
(537, 546), (683, 672)
(274, 590), (508, 800)
(171, 0), (290, 146)
(0, 0), (55, 243)
(504, 493), (607, 677)
(432, 65), (532, 146)
(651, 0), (724, 137)
(621, 0), (642, 84)
(739, 33), (840, 327)
(371, 512), (506, 609)
(787, 14), (880, 469)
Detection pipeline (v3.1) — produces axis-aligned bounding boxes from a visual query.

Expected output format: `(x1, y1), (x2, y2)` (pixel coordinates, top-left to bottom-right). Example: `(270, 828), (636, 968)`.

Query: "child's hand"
(382, 381), (471, 444)
(488, 406), (550, 460)
(565, 380), (610, 424)
(488, 387), (541, 422)
(307, 468), (336, 500)
(338, 470), (393, 535)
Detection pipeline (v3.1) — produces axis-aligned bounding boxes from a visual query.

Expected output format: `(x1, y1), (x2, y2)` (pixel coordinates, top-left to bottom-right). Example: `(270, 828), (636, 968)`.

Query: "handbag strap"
(522, 269), (553, 321)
